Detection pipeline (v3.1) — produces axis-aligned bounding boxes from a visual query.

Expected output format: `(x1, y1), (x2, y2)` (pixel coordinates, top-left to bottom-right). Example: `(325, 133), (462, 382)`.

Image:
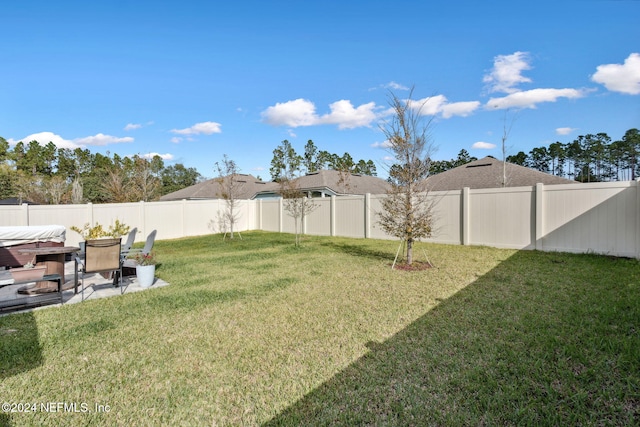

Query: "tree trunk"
(406, 238), (413, 265)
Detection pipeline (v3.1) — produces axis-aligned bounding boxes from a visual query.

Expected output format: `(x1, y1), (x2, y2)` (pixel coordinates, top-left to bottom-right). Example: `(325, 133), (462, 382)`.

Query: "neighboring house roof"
(425, 156), (577, 191)
(159, 174), (279, 201)
(160, 170), (391, 201)
(254, 170), (391, 198)
(0, 198), (35, 205)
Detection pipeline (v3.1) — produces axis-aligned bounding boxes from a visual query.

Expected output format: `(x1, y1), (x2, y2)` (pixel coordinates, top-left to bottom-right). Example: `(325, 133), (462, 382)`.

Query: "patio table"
(16, 246), (79, 294)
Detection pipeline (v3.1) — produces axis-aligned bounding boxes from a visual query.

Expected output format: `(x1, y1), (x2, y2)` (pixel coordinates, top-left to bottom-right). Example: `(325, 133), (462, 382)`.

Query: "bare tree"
(102, 169), (128, 203)
(214, 154), (243, 239)
(378, 89), (436, 266)
(44, 176), (69, 204)
(280, 177), (317, 247)
(500, 109), (519, 187)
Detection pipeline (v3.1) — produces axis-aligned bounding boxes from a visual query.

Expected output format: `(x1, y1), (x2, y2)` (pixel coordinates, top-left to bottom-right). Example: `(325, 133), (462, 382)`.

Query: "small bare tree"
(378, 89), (436, 266)
(214, 155), (243, 239)
(500, 109), (518, 187)
(280, 178), (317, 247)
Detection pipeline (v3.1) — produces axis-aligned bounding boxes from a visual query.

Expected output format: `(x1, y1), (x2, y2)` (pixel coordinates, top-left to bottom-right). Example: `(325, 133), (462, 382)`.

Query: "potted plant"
(132, 251), (156, 288)
(10, 261), (46, 282)
(71, 220), (131, 251)
(71, 222), (107, 240)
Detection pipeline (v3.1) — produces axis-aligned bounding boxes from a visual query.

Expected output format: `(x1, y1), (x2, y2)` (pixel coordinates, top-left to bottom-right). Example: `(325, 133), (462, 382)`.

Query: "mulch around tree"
(391, 261), (434, 271)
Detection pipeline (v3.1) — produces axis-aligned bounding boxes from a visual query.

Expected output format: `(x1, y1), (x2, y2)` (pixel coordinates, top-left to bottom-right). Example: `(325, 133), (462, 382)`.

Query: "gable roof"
(160, 170), (390, 201)
(275, 170), (390, 196)
(425, 156), (577, 191)
(159, 174), (279, 201)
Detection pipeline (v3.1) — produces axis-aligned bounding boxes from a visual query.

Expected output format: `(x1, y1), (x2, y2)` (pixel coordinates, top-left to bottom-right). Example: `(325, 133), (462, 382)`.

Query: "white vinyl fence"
(1, 181), (638, 258)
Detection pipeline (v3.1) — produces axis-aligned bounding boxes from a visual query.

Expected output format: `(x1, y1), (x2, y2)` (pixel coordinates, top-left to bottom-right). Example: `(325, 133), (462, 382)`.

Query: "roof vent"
(466, 163), (492, 168)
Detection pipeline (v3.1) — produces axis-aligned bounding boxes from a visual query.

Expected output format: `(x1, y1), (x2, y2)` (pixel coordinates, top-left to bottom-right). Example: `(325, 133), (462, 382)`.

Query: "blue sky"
(2, 0), (639, 179)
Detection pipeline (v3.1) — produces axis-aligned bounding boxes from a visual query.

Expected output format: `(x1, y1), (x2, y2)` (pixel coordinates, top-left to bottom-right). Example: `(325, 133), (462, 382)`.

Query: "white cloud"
(261, 99), (319, 127)
(8, 132), (78, 149)
(74, 133), (134, 146)
(591, 53), (640, 95)
(320, 100), (378, 129)
(371, 140), (392, 149)
(556, 127), (577, 135)
(408, 96), (480, 118)
(170, 121), (222, 135)
(486, 88), (588, 109)
(483, 51), (532, 94)
(472, 141), (496, 150)
(408, 95), (448, 115)
(441, 101), (482, 118)
(140, 152), (174, 161)
(10, 131), (133, 148)
(170, 137), (182, 143)
(384, 81), (409, 90)
(261, 98), (379, 129)
(124, 123), (142, 131)
(263, 95), (479, 129)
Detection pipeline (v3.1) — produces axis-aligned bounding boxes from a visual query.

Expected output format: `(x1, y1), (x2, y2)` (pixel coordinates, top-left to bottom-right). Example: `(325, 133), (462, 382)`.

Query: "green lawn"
(1, 231), (638, 426)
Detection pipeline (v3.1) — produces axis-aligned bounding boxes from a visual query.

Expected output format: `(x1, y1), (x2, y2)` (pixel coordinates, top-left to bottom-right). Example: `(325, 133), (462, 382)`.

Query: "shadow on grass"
(264, 251), (640, 426)
(320, 241), (394, 263)
(0, 310), (44, 427)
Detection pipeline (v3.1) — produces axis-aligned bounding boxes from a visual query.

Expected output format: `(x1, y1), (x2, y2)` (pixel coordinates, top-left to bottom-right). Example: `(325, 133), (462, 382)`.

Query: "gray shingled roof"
(160, 170), (390, 200)
(288, 170), (390, 196)
(425, 156), (577, 191)
(159, 174), (279, 201)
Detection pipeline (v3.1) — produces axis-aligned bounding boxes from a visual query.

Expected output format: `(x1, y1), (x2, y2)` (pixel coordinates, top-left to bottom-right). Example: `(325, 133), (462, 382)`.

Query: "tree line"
(0, 137), (201, 204)
(505, 128), (640, 182)
(270, 139), (377, 181)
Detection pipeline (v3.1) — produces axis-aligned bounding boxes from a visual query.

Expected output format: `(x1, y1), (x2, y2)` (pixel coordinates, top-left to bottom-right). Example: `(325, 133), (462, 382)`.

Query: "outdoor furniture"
(125, 229), (156, 259)
(116, 229), (156, 282)
(120, 227), (138, 259)
(74, 238), (124, 301)
(0, 271), (63, 314)
(16, 246), (80, 293)
(0, 225), (66, 268)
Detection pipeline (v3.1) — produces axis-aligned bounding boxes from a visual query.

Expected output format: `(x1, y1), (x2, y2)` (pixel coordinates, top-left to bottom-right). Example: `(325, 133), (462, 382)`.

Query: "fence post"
(462, 187), (470, 245)
(258, 199), (263, 231)
(278, 198), (283, 232)
(535, 183), (544, 250)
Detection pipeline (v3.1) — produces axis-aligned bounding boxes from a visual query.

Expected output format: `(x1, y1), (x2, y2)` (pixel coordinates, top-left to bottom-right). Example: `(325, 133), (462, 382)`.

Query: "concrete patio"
(0, 260), (169, 314)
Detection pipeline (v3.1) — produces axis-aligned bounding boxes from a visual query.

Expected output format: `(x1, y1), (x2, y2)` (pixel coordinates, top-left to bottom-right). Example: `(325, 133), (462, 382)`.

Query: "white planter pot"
(136, 264), (155, 288)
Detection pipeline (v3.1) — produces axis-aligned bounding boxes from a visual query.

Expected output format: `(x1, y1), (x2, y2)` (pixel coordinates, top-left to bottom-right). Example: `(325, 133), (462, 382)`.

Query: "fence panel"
(424, 190), (463, 245)
(305, 198), (331, 236)
(334, 196), (365, 238)
(542, 182), (637, 257)
(0, 205), (28, 225)
(468, 187), (535, 249)
(261, 200), (281, 232)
